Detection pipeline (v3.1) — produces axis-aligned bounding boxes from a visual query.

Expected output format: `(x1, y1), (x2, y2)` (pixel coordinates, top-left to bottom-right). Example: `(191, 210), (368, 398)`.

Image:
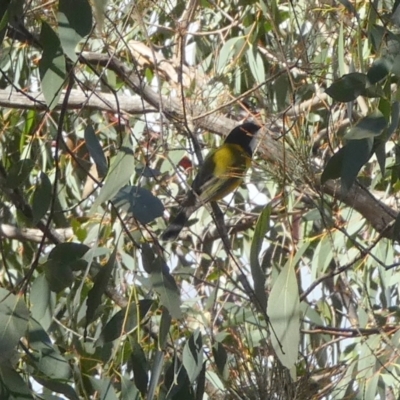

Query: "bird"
(161, 122), (261, 241)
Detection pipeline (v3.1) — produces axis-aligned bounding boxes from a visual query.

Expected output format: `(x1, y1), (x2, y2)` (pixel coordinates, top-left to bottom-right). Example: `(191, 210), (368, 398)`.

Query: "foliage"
(0, 0), (400, 399)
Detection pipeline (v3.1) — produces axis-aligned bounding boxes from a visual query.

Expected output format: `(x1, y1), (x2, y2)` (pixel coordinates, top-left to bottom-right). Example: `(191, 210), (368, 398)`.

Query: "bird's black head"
(224, 122), (261, 156)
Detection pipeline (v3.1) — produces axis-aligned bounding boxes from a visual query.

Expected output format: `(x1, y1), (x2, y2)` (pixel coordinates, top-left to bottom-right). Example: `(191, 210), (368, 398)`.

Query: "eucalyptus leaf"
(58, 0), (92, 62)
(267, 261), (300, 375)
(113, 185), (164, 225)
(0, 289), (29, 363)
(39, 21), (66, 110)
(90, 134), (135, 213)
(325, 73), (367, 102)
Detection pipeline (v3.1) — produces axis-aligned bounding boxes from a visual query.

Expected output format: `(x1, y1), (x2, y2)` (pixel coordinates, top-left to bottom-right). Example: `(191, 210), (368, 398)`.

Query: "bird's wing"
(195, 145), (247, 203)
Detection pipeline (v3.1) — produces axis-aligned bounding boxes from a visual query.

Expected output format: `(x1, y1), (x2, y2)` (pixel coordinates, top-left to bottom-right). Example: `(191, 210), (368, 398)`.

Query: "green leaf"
(341, 138), (374, 193)
(386, 101), (400, 140)
(163, 358), (193, 399)
(147, 350), (164, 400)
(212, 342), (228, 380)
(195, 362), (206, 400)
(84, 125), (108, 178)
(58, 0), (92, 62)
(0, 289), (29, 362)
(130, 341), (149, 396)
(113, 185), (164, 225)
(33, 376), (79, 400)
(368, 24), (386, 52)
(39, 21), (66, 110)
(325, 73), (367, 102)
(321, 147), (345, 184)
(216, 37), (245, 74)
(267, 261), (300, 375)
(90, 134), (135, 213)
(183, 329), (203, 384)
(89, 377), (119, 400)
(374, 141), (386, 177)
(31, 172), (52, 225)
(30, 273), (55, 331)
(249, 204), (271, 312)
(0, 363), (33, 400)
(121, 375), (140, 400)
(344, 110), (387, 140)
(367, 57), (393, 84)
(149, 259), (182, 319)
(97, 299), (153, 344)
(321, 138), (374, 193)
(0, 2), (9, 35)
(247, 45), (265, 85)
(159, 307), (171, 351)
(5, 159), (34, 189)
(393, 213), (400, 243)
(27, 318), (72, 380)
(44, 242), (89, 292)
(85, 246), (117, 328)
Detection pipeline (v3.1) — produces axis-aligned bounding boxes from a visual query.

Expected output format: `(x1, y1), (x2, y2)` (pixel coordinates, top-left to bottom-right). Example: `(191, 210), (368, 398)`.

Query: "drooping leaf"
(159, 307), (171, 351)
(344, 110), (387, 140)
(183, 329), (203, 384)
(341, 138), (374, 193)
(321, 147), (345, 184)
(216, 37), (245, 74)
(368, 24), (386, 52)
(33, 376), (79, 400)
(392, 213), (400, 243)
(89, 377), (119, 400)
(58, 0), (92, 62)
(0, 289), (29, 363)
(31, 172), (52, 225)
(249, 203), (271, 312)
(267, 261), (300, 376)
(163, 358), (193, 399)
(0, 2), (10, 45)
(90, 134), (135, 213)
(5, 159), (34, 189)
(322, 138), (374, 193)
(44, 242), (89, 292)
(130, 340), (149, 396)
(148, 259), (182, 319)
(374, 141), (386, 177)
(84, 125), (108, 178)
(97, 299), (153, 344)
(30, 273), (55, 331)
(39, 21), (66, 110)
(113, 185), (164, 225)
(147, 350), (164, 400)
(247, 45), (265, 85)
(195, 361), (206, 400)
(367, 57), (393, 84)
(386, 101), (400, 140)
(0, 363), (33, 399)
(325, 73), (367, 102)
(121, 375), (140, 400)
(212, 342), (228, 380)
(85, 246), (117, 328)
(27, 318), (72, 380)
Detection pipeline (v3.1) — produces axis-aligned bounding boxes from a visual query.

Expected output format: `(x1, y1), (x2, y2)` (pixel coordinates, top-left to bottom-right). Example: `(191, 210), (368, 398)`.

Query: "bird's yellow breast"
(212, 143), (251, 177)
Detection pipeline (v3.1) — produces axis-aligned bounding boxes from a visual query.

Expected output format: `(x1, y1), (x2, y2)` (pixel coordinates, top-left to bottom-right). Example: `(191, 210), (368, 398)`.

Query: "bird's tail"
(161, 208), (191, 241)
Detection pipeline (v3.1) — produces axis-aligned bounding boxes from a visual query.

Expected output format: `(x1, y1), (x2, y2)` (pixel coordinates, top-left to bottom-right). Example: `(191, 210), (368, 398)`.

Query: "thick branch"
(0, 224), (73, 242)
(0, 89), (155, 114)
